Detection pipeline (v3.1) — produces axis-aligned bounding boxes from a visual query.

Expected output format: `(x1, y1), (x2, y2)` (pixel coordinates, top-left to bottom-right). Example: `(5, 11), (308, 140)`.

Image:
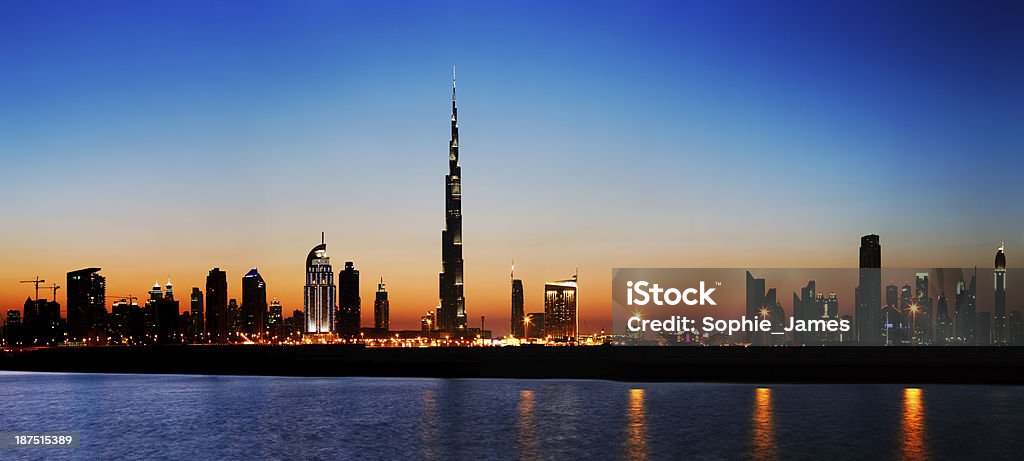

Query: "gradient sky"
(1, 1), (1022, 333)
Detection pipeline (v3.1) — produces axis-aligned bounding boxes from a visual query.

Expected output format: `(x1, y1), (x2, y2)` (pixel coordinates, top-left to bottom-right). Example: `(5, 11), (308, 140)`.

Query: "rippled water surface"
(1, 372), (1022, 460)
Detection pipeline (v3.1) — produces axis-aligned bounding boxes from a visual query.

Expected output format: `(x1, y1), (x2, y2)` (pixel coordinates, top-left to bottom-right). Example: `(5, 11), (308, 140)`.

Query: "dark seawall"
(2, 345), (1022, 384)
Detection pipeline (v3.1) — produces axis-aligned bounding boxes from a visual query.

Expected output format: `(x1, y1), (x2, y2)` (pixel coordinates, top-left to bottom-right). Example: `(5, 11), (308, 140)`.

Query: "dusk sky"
(1, 1), (1022, 332)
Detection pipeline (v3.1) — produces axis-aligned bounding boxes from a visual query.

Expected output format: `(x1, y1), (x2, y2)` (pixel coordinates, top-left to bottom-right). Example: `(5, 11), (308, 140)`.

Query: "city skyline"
(2, 1), (1022, 330)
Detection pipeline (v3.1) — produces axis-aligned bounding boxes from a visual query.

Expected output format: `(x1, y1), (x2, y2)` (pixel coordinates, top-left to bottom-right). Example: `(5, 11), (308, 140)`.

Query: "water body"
(1, 372), (1022, 460)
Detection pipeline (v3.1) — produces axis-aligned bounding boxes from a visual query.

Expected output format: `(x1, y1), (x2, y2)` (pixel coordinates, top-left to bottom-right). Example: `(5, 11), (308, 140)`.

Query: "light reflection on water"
(0, 373), (1020, 460)
(901, 388), (927, 461)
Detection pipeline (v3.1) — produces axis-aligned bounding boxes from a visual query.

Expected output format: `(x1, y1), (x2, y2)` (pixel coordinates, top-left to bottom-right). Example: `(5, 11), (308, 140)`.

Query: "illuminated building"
(205, 268), (228, 342)
(337, 261), (361, 336)
(242, 268), (268, 338)
(512, 266), (525, 338)
(304, 234), (336, 334)
(374, 278), (389, 331)
(857, 234), (882, 345)
(190, 287), (204, 341)
(994, 243), (1007, 344)
(66, 267), (106, 342)
(438, 67), (467, 333)
(544, 273), (578, 340)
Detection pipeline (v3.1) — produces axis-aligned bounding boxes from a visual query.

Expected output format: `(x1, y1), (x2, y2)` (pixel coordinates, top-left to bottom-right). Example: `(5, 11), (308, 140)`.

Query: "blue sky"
(1, 1), (1022, 327)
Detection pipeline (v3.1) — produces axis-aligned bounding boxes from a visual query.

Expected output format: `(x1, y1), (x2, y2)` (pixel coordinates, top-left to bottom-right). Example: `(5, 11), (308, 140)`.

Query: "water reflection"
(420, 389), (441, 461)
(517, 390), (539, 460)
(901, 388), (928, 461)
(624, 388), (649, 461)
(750, 387), (777, 461)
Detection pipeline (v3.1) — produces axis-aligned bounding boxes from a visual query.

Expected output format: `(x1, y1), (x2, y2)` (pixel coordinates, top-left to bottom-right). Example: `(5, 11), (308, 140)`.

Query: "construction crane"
(19, 276), (45, 300)
(41, 283), (60, 301)
(105, 295), (138, 306)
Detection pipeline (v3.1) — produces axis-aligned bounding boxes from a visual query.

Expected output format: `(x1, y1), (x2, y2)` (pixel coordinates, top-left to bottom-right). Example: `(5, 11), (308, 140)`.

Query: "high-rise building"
(994, 243), (1007, 344)
(954, 273), (978, 344)
(205, 268), (228, 342)
(22, 297), (62, 346)
(857, 234), (882, 345)
(374, 278), (389, 331)
(1009, 311), (1023, 346)
(66, 268), (106, 343)
(305, 234), (336, 334)
(4, 310), (22, 346)
(268, 299), (283, 339)
(144, 279), (180, 344)
(337, 261), (361, 336)
(241, 268), (268, 338)
(884, 283), (899, 345)
(935, 293), (952, 345)
(543, 273), (578, 341)
(227, 298), (240, 338)
(438, 67), (467, 333)
(913, 273), (932, 344)
(511, 266), (525, 338)
(978, 311), (992, 345)
(190, 287), (204, 342)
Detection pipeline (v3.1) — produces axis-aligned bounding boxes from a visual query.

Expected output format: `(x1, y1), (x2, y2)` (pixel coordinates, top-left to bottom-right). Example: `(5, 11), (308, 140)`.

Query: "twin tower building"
(303, 70), (465, 336)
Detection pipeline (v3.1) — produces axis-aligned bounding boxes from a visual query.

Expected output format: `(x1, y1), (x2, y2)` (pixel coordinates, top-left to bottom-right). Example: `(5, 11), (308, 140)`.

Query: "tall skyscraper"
(994, 243), (1007, 344)
(438, 67), (467, 333)
(145, 279), (180, 344)
(745, 271), (767, 345)
(374, 278), (389, 331)
(242, 268), (268, 338)
(511, 264), (525, 338)
(543, 273), (578, 340)
(857, 234), (882, 345)
(66, 268), (106, 343)
(268, 299), (283, 339)
(954, 272), (978, 344)
(205, 268), (228, 342)
(190, 287), (204, 342)
(936, 293), (951, 345)
(305, 234), (336, 334)
(337, 261), (361, 336)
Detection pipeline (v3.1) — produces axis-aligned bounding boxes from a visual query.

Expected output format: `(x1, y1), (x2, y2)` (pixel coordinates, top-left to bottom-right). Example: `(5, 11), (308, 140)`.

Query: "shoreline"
(2, 345), (1022, 384)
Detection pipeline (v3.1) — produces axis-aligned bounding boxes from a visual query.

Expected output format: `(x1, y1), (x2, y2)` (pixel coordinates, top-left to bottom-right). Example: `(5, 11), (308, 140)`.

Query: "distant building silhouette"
(227, 298), (240, 337)
(241, 268), (268, 338)
(857, 234), (882, 345)
(438, 68), (467, 333)
(66, 268), (106, 343)
(884, 283), (899, 345)
(304, 235), (336, 334)
(994, 244), (1007, 344)
(205, 268), (228, 342)
(525, 313), (545, 339)
(337, 261), (361, 336)
(543, 273), (578, 341)
(23, 297), (62, 346)
(374, 278), (389, 331)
